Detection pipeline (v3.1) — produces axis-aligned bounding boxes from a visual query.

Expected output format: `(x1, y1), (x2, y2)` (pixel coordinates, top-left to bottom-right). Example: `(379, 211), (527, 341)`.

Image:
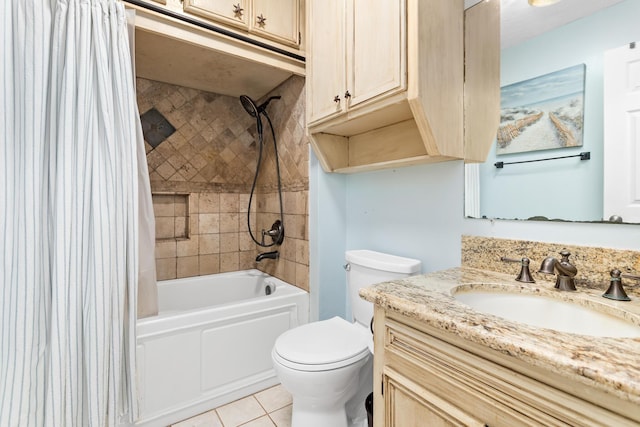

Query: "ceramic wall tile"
(142, 76), (309, 291)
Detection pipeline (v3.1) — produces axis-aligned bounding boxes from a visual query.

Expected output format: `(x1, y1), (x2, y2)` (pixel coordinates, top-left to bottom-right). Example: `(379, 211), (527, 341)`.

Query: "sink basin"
(453, 290), (640, 338)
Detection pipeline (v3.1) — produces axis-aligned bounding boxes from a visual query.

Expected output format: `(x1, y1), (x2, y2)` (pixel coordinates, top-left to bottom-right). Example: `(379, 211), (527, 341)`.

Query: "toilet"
(272, 250), (421, 427)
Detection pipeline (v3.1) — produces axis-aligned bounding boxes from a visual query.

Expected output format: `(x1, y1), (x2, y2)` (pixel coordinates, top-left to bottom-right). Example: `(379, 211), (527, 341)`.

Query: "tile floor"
(171, 385), (292, 427)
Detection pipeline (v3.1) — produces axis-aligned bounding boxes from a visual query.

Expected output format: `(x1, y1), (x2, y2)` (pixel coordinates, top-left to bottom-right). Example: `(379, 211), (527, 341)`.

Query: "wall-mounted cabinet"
(184, 0), (301, 48)
(251, 0), (300, 48)
(125, 0), (305, 100)
(307, 0), (404, 126)
(307, 0), (499, 173)
(464, 0), (500, 163)
(183, 0), (250, 31)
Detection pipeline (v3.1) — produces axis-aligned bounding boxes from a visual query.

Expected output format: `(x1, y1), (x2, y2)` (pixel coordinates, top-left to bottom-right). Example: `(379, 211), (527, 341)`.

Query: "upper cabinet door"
(347, 0), (405, 108)
(307, 0), (347, 124)
(183, 0), (250, 30)
(252, 0), (300, 47)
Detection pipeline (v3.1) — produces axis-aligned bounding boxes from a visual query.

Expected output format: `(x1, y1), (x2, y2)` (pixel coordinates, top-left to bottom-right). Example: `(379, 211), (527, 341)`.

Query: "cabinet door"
(384, 369), (485, 427)
(307, 0), (347, 124)
(251, 0), (300, 47)
(347, 0), (406, 108)
(183, 0), (249, 30)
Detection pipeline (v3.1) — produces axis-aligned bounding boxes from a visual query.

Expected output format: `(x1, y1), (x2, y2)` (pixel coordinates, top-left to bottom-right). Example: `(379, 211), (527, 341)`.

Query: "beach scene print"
(497, 64), (585, 155)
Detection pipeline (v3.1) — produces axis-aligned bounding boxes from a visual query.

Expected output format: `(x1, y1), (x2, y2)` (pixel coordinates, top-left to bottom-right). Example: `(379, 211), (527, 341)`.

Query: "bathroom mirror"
(464, 0), (640, 224)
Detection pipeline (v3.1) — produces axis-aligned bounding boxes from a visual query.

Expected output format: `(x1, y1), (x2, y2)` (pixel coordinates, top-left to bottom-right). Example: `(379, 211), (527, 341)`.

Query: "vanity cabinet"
(373, 307), (639, 427)
(183, 0), (301, 48)
(307, 0), (500, 173)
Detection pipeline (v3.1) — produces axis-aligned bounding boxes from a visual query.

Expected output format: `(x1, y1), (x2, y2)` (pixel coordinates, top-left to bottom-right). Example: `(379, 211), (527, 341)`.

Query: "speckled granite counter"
(360, 267), (640, 405)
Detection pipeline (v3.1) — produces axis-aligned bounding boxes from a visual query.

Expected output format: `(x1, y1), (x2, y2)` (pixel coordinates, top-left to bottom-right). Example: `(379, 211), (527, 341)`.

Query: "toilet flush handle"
(343, 263), (351, 271)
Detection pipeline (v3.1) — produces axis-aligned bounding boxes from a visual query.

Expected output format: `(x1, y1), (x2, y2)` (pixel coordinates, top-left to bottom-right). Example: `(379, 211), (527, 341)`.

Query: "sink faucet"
(500, 256), (535, 283)
(538, 249), (577, 291)
(256, 250), (279, 262)
(604, 270), (639, 301)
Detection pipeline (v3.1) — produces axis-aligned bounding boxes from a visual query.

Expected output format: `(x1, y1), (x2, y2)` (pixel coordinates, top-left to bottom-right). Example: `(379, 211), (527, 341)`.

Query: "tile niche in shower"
(152, 193), (189, 240)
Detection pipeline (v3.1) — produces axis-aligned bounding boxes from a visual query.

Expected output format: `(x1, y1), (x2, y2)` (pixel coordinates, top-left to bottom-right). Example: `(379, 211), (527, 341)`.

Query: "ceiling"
(465, 0), (625, 48)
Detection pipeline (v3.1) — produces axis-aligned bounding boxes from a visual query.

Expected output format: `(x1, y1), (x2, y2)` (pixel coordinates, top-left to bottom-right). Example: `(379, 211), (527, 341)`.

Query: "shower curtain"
(0, 0), (153, 425)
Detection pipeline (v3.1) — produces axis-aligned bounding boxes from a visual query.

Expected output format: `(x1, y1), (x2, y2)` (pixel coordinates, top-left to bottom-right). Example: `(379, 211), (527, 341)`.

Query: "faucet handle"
(559, 249), (571, 259)
(621, 272), (640, 283)
(500, 256), (535, 283)
(603, 269), (631, 301)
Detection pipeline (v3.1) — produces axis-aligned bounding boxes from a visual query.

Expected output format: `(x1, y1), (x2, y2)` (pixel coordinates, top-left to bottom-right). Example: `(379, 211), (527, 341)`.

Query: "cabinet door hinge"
(298, 32), (301, 45)
(381, 380), (384, 395)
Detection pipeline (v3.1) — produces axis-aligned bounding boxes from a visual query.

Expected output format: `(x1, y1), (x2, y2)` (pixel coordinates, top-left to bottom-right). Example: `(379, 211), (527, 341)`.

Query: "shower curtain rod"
(494, 151), (591, 169)
(123, 0), (306, 62)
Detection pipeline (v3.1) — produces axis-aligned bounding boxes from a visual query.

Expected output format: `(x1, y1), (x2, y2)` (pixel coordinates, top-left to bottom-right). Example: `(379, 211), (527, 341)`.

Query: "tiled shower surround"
(137, 76), (309, 291)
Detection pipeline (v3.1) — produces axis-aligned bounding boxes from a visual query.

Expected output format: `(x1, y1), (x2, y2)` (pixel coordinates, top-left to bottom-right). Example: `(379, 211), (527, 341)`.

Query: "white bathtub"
(132, 270), (309, 427)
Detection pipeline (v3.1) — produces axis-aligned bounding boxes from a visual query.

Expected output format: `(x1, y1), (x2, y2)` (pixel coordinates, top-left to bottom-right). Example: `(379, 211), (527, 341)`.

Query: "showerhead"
(240, 95), (259, 118)
(239, 95), (281, 118)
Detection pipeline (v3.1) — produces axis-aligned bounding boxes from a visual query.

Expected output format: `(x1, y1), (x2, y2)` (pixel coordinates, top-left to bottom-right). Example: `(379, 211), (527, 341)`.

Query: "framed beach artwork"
(497, 64), (586, 155)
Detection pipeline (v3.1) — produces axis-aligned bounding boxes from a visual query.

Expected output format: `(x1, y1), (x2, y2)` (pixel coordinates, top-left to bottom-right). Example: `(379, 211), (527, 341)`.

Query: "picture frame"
(497, 64), (586, 156)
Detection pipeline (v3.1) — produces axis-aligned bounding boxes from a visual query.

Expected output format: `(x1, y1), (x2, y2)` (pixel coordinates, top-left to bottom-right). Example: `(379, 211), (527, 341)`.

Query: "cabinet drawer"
(384, 317), (635, 427)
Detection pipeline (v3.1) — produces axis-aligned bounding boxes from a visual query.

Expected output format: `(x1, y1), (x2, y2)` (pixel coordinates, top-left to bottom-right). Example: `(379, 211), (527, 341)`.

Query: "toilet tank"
(345, 250), (422, 327)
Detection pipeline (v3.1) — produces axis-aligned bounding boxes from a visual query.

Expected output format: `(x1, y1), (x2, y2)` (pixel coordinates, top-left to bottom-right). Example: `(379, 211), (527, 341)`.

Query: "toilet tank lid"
(345, 250), (421, 274)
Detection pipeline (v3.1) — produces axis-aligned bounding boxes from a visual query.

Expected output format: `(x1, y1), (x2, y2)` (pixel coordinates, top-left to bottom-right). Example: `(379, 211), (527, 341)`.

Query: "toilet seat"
(273, 316), (371, 372)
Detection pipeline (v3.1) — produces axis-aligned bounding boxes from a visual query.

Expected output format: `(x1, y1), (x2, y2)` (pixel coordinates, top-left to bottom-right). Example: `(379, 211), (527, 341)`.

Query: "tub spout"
(256, 250), (279, 262)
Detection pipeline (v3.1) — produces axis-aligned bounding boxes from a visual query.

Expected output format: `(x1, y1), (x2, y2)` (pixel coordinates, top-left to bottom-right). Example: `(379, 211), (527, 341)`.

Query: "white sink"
(453, 290), (640, 338)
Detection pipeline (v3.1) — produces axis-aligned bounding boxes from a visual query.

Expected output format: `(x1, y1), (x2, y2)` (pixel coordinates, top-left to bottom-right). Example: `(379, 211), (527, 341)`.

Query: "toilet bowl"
(272, 250), (422, 427)
(272, 316), (372, 427)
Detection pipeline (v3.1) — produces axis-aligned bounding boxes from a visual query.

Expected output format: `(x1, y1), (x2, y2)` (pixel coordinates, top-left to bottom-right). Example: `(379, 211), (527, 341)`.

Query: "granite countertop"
(359, 267), (640, 405)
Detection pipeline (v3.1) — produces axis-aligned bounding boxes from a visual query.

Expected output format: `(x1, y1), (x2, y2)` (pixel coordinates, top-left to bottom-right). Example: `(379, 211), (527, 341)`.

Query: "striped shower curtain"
(1, 0), (146, 425)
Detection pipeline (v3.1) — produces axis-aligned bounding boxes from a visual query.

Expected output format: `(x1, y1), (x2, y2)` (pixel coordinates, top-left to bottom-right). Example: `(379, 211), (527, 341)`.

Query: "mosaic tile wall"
(138, 76), (309, 291)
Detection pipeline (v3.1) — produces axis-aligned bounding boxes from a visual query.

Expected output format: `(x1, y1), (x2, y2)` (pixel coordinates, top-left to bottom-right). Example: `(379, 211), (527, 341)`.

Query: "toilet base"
(287, 356), (373, 427)
(290, 405), (369, 427)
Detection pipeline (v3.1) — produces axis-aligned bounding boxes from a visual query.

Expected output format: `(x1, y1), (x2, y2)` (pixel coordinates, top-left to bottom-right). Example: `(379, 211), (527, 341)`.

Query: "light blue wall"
(310, 160), (464, 321)
(345, 162), (463, 272)
(309, 0), (640, 322)
(480, 0), (640, 221)
(311, 158), (640, 322)
(309, 150), (348, 321)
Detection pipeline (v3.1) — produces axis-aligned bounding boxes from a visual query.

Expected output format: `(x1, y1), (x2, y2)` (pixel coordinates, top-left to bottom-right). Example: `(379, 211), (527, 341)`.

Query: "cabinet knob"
(344, 90), (351, 99)
(333, 95), (341, 103)
(232, 3), (243, 18)
(256, 13), (267, 27)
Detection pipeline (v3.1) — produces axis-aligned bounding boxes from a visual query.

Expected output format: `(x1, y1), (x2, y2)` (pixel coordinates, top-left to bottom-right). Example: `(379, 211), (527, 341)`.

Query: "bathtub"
(132, 270), (309, 427)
